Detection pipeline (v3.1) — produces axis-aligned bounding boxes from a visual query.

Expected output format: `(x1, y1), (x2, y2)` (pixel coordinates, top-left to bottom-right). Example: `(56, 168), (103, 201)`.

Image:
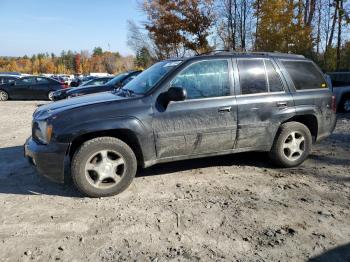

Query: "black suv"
(25, 52), (337, 197)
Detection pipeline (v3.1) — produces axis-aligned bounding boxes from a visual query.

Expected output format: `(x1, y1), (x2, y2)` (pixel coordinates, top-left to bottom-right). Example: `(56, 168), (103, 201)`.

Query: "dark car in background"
(52, 71), (141, 101)
(0, 76), (65, 101)
(70, 76), (97, 87)
(51, 75), (69, 88)
(0, 75), (19, 85)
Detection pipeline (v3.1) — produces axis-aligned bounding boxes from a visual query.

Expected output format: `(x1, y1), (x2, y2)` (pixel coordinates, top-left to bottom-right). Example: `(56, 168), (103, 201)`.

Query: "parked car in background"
(0, 76), (65, 101)
(51, 75), (69, 88)
(25, 52), (336, 197)
(80, 76), (114, 87)
(70, 76), (97, 87)
(328, 72), (350, 113)
(52, 71), (141, 101)
(0, 75), (19, 85)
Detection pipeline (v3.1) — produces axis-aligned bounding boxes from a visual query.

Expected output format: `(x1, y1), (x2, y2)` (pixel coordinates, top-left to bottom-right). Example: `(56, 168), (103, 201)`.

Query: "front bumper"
(52, 92), (68, 101)
(24, 137), (69, 183)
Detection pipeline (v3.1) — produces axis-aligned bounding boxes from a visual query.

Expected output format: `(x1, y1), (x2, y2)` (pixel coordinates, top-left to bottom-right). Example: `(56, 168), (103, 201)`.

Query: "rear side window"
(282, 61), (327, 90)
(18, 78), (36, 85)
(238, 59), (267, 94)
(36, 77), (50, 84)
(265, 60), (284, 92)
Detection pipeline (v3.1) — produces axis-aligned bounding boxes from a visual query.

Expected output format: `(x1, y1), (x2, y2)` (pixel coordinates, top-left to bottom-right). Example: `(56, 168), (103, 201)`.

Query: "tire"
(0, 90), (9, 101)
(48, 91), (55, 101)
(71, 137), (137, 197)
(269, 122), (312, 168)
(340, 95), (350, 113)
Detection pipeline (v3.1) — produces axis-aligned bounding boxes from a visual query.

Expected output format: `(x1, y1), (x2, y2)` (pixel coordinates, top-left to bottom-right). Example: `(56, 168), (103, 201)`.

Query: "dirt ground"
(0, 101), (349, 262)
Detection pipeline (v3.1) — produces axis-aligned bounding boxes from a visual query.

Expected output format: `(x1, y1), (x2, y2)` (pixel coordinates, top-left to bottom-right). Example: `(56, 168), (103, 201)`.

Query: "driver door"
(152, 59), (237, 159)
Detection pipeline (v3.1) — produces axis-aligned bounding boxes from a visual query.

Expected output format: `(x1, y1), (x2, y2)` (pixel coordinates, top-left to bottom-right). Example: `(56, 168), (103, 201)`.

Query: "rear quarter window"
(282, 60), (327, 90)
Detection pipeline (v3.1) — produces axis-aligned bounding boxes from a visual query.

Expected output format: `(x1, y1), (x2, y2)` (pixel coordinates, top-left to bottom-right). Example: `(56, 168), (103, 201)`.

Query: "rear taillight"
(331, 95), (337, 112)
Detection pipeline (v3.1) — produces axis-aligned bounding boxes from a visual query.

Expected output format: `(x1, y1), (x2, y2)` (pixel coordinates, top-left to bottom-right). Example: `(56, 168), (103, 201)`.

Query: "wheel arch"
(67, 129), (144, 166)
(281, 114), (318, 142)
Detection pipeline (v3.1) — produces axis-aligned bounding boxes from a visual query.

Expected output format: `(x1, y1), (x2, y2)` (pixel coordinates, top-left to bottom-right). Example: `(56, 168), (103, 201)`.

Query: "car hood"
(66, 84), (109, 94)
(54, 87), (72, 94)
(34, 91), (129, 119)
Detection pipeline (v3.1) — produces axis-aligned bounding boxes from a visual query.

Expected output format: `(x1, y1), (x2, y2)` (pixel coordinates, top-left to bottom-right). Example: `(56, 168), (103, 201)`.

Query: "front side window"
(171, 60), (230, 100)
(238, 59), (267, 94)
(282, 60), (327, 90)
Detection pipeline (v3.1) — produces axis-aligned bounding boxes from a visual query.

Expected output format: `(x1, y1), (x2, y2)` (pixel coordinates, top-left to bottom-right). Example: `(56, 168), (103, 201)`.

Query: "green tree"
(93, 47), (103, 56)
(135, 47), (153, 68)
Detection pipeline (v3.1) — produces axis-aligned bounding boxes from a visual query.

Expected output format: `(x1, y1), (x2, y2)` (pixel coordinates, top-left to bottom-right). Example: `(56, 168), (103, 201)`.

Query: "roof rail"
(197, 50), (305, 58)
(196, 49), (238, 56)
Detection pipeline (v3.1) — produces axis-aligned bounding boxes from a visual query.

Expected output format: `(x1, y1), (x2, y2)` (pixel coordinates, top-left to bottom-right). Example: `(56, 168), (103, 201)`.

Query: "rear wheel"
(0, 90), (8, 101)
(71, 137), (137, 197)
(48, 91), (55, 101)
(269, 122), (312, 167)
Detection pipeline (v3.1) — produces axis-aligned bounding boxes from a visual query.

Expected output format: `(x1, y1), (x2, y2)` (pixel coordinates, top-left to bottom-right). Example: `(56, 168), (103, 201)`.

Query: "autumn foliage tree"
(142, 0), (215, 58)
(0, 48), (137, 75)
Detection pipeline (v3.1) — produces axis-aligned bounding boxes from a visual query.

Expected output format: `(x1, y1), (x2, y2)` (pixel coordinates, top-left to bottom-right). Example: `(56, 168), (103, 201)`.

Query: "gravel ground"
(0, 101), (349, 262)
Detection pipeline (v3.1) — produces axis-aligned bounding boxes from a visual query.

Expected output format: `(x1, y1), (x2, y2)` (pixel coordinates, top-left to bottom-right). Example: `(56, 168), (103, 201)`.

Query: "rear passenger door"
(32, 77), (50, 99)
(233, 58), (295, 150)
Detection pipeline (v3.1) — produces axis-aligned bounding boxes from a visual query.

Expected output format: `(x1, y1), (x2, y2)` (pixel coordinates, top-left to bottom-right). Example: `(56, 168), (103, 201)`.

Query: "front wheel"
(269, 122), (312, 167)
(0, 90), (9, 101)
(71, 137), (137, 197)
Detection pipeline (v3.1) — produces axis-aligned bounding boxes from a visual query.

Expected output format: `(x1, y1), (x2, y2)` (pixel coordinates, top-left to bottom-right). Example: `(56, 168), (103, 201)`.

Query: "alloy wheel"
(282, 131), (305, 161)
(48, 91), (54, 101)
(0, 91), (8, 101)
(84, 150), (126, 189)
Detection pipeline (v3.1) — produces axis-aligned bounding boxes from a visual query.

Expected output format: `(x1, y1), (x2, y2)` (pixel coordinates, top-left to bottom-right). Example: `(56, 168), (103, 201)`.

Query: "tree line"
(0, 47), (135, 75)
(130, 0), (350, 72)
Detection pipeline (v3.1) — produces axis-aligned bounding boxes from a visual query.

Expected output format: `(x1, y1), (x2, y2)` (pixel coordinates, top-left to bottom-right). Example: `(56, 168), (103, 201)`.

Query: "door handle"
(276, 102), (288, 108)
(218, 106), (232, 113)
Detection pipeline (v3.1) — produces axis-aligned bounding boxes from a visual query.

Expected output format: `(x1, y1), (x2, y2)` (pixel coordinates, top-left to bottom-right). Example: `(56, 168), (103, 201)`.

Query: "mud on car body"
(25, 52), (337, 197)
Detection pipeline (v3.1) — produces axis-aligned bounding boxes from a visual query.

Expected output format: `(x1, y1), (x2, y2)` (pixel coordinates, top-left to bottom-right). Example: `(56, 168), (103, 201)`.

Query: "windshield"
(121, 60), (182, 94)
(105, 73), (129, 86)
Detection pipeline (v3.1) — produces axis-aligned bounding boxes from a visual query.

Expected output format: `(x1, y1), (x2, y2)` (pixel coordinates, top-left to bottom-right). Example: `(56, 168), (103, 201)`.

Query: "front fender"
(54, 116), (155, 165)
(58, 116), (147, 142)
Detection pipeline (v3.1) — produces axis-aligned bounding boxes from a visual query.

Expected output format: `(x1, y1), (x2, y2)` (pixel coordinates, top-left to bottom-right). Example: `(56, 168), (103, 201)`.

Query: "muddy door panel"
(236, 94), (295, 149)
(153, 98), (237, 158)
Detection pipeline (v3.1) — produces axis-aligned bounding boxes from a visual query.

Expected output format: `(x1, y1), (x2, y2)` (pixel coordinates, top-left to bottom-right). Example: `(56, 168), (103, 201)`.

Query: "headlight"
(33, 120), (53, 144)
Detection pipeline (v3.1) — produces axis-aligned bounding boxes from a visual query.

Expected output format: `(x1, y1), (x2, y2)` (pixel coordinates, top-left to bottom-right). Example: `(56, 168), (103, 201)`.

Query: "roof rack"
(197, 50), (305, 58)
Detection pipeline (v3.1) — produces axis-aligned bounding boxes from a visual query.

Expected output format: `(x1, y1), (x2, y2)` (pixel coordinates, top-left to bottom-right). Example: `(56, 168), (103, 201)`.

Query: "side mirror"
(167, 87), (187, 102)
